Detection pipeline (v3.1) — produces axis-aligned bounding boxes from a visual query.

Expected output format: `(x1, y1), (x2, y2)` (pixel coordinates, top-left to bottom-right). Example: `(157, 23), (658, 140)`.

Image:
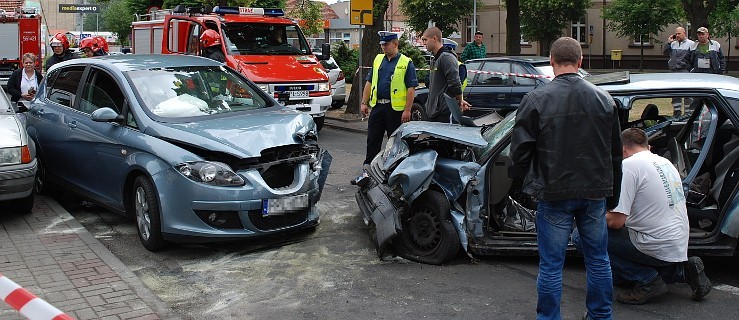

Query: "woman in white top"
(7, 53), (43, 103)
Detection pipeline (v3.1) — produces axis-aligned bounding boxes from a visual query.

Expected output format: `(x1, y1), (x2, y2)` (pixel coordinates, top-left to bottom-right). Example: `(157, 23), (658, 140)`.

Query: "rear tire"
(34, 157), (60, 197)
(331, 100), (344, 109)
(132, 176), (167, 251)
(411, 103), (427, 121)
(393, 190), (460, 264)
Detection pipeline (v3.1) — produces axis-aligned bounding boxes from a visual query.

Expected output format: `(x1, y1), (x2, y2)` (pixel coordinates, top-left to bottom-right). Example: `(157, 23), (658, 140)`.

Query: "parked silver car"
(0, 92), (37, 213)
(319, 56), (346, 109)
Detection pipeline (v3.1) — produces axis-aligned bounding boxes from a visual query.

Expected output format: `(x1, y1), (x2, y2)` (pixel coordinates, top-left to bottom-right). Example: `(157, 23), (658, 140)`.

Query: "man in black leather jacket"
(510, 37), (622, 320)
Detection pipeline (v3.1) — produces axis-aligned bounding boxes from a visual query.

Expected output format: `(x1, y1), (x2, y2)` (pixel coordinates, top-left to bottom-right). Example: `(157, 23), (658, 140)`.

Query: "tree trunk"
(681, 0), (716, 37)
(505, 0), (521, 55)
(346, 0), (389, 115)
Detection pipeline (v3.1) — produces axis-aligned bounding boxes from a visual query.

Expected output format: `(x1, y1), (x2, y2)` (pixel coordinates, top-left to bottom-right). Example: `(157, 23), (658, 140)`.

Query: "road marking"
(714, 284), (739, 295)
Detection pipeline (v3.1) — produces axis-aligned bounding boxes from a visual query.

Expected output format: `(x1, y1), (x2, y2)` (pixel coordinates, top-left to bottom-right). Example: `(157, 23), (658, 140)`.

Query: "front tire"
(132, 176), (167, 251)
(393, 190), (460, 264)
(314, 115), (325, 131)
(411, 103), (427, 121)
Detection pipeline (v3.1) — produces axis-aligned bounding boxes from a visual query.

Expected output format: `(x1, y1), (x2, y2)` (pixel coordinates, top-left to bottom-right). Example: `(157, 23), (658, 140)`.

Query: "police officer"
(442, 38), (468, 93)
(45, 33), (77, 72)
(200, 29), (226, 63)
(360, 31), (418, 168)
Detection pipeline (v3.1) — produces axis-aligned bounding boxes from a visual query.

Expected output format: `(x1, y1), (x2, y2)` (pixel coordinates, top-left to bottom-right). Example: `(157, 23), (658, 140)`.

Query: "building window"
(465, 16), (480, 43)
(571, 19), (586, 44)
(633, 34), (651, 46)
(520, 33), (529, 45)
(343, 33), (351, 44)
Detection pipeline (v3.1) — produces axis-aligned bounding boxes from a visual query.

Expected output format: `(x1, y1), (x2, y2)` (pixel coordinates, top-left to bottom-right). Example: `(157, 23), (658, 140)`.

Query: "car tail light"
(338, 71), (345, 81)
(21, 146), (31, 164)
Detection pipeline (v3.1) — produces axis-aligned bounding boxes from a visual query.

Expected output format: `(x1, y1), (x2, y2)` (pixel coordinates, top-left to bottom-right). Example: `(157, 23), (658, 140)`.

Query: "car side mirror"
(317, 43), (330, 61)
(91, 107), (124, 123)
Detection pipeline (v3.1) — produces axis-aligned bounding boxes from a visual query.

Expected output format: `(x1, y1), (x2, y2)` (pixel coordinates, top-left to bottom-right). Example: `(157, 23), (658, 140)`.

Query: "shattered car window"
(474, 111), (517, 159)
(128, 66), (271, 119)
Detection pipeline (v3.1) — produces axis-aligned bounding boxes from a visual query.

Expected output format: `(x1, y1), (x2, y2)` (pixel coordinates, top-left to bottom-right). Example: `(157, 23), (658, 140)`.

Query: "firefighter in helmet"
(200, 29), (226, 63)
(93, 36), (109, 55)
(45, 33), (77, 72)
(79, 37), (97, 58)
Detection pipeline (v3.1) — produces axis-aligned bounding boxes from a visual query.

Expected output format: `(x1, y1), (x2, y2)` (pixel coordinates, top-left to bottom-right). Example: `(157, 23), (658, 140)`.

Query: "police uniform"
(362, 31), (418, 165)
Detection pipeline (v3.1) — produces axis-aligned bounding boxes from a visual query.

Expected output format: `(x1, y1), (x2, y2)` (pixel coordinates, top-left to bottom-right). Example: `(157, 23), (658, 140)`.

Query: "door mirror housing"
(91, 107), (124, 123)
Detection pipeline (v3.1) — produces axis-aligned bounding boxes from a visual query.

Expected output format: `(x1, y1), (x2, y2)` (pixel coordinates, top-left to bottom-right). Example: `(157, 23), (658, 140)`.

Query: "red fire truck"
(132, 6), (332, 129)
(0, 7), (42, 87)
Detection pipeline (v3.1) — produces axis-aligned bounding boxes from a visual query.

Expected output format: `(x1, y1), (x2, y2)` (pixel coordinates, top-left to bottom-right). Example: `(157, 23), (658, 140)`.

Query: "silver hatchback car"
(0, 91), (37, 213)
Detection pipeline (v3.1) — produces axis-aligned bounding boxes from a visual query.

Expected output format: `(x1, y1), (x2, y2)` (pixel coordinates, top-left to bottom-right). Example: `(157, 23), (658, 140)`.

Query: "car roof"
(50, 54), (223, 73)
(466, 56), (550, 64)
(599, 72), (739, 93)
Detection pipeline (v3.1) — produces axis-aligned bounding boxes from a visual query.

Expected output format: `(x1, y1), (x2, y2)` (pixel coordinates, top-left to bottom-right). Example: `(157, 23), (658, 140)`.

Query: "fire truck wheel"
(314, 116), (324, 131)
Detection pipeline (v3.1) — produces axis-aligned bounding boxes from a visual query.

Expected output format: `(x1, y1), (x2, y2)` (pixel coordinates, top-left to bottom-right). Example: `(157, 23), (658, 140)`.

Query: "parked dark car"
(358, 72), (739, 265)
(26, 55), (331, 251)
(412, 56), (590, 120)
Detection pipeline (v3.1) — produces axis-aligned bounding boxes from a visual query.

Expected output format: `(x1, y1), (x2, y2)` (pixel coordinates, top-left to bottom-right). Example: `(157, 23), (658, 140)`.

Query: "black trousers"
(364, 103), (402, 165)
(427, 108), (451, 123)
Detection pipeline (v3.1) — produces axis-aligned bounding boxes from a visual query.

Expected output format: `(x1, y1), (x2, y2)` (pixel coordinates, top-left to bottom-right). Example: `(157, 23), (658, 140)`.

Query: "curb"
(324, 117), (367, 134)
(42, 196), (183, 320)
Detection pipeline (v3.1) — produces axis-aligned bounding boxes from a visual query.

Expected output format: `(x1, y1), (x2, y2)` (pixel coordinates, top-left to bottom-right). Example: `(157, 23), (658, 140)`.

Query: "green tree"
(709, 1), (739, 63)
(603, 0), (681, 71)
(289, 0), (323, 36)
(400, 0), (477, 37)
(332, 42), (358, 83)
(126, 0), (153, 14)
(162, 0), (202, 9)
(520, 0), (590, 55)
(105, 0), (136, 46)
(83, 1), (108, 32)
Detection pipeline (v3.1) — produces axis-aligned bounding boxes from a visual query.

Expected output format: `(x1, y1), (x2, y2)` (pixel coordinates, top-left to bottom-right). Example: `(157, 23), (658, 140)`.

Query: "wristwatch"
(361, 102), (368, 105)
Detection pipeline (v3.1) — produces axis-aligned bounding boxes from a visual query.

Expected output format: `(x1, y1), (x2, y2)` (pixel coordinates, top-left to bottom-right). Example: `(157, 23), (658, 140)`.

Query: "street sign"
(350, 0), (373, 26)
(58, 4), (101, 13)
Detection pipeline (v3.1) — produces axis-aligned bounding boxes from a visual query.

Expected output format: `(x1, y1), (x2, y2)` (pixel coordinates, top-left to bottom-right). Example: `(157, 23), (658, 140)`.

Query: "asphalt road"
(56, 128), (739, 320)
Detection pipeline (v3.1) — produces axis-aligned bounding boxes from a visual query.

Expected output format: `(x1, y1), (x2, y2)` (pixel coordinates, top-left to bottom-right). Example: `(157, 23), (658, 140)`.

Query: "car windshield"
(533, 62), (590, 78)
(221, 22), (311, 55)
(473, 111), (517, 158)
(127, 66), (271, 119)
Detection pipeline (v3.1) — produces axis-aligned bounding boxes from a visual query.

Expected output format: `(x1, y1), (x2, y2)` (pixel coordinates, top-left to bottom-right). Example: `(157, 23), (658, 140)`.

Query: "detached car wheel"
(411, 103), (427, 121)
(133, 176), (167, 251)
(394, 190), (460, 264)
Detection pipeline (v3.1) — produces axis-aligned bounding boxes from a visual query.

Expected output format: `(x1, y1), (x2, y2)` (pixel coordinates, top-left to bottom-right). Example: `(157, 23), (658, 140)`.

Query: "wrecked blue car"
(26, 55), (331, 251)
(357, 72), (739, 265)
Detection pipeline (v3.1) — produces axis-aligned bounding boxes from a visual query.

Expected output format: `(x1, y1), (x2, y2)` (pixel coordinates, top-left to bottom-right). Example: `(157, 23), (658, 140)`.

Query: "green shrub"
(331, 42), (359, 84)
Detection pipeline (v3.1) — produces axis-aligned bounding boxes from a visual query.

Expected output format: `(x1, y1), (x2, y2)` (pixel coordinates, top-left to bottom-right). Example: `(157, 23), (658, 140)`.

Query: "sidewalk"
(0, 196), (180, 320)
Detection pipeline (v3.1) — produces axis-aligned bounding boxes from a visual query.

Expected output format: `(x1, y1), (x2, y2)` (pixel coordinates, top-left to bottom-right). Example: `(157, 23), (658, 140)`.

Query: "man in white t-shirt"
(573, 128), (711, 305)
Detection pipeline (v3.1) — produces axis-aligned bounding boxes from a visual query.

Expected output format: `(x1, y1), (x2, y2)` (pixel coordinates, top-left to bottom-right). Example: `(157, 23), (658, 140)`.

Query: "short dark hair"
(621, 128), (649, 148)
(550, 37), (582, 66)
(474, 31), (483, 36)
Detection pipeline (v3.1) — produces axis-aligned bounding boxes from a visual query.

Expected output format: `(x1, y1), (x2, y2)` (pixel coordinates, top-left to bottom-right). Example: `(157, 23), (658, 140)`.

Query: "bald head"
(422, 27), (443, 54)
(674, 27), (687, 42)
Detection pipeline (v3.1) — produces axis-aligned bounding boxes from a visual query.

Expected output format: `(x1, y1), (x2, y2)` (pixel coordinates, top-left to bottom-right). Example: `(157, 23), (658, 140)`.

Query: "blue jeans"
(537, 199), (612, 320)
(573, 227), (685, 285)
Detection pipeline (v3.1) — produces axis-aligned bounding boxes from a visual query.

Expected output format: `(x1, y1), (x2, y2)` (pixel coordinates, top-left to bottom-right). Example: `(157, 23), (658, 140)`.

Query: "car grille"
(247, 209), (309, 231)
(284, 100), (311, 107)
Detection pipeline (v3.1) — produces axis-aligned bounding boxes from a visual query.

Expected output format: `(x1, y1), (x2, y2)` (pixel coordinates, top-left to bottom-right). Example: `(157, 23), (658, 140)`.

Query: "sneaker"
(616, 276), (668, 305)
(684, 256), (711, 301)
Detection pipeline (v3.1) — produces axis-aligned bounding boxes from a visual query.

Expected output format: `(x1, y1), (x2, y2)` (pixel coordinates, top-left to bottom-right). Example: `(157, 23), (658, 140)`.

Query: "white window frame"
(571, 19), (586, 44)
(633, 33), (651, 46)
(465, 16), (480, 43)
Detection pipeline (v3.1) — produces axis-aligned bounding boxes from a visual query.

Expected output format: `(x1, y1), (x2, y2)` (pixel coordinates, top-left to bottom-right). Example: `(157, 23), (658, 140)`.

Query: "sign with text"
(58, 4), (101, 13)
(350, 0), (373, 26)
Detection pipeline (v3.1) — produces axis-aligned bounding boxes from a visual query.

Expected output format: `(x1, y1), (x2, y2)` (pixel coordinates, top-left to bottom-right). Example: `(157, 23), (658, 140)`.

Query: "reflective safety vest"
(458, 61), (468, 93)
(370, 53), (411, 111)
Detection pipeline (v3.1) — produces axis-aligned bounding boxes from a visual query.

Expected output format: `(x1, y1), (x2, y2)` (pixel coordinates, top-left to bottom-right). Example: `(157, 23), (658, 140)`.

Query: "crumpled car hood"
(397, 121), (487, 147)
(0, 114), (21, 148)
(147, 110), (316, 158)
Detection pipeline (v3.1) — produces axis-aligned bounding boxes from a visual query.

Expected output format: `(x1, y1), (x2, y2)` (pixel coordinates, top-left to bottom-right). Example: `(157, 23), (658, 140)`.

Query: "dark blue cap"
(379, 31), (399, 44)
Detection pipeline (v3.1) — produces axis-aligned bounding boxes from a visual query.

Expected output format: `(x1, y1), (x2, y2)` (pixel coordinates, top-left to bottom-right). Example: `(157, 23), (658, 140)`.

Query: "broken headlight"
(381, 135), (409, 172)
(176, 161), (245, 186)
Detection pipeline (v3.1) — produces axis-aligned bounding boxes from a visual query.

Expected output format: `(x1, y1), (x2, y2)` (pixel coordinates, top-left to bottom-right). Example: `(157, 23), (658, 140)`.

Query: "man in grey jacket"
(422, 27), (470, 122)
(664, 27), (694, 117)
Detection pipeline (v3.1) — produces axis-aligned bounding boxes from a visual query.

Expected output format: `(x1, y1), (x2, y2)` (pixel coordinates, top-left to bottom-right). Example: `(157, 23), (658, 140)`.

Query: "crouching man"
(573, 128), (711, 305)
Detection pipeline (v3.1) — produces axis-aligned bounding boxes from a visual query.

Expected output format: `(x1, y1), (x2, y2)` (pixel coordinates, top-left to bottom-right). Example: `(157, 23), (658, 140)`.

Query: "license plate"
(0, 70), (12, 75)
(289, 90), (309, 100)
(262, 194), (309, 216)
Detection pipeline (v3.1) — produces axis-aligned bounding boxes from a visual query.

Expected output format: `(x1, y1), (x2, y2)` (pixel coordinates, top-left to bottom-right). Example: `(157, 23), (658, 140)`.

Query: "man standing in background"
(460, 31), (486, 62)
(664, 27), (694, 117)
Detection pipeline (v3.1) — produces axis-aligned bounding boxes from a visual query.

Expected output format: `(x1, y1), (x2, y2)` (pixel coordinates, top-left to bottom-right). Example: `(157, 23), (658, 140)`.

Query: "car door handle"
(68, 121), (77, 129)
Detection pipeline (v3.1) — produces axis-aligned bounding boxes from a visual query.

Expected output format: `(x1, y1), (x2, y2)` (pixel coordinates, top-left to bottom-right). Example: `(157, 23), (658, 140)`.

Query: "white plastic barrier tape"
(358, 66), (553, 79)
(0, 274), (74, 320)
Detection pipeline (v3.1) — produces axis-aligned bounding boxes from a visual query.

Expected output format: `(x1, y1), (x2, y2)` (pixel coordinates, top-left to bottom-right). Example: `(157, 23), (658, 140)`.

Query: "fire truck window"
(47, 67), (85, 108)
(79, 70), (125, 114)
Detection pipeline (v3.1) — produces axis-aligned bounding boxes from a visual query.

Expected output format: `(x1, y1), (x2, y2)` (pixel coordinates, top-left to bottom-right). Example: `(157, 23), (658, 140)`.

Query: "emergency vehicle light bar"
(212, 6), (285, 17)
